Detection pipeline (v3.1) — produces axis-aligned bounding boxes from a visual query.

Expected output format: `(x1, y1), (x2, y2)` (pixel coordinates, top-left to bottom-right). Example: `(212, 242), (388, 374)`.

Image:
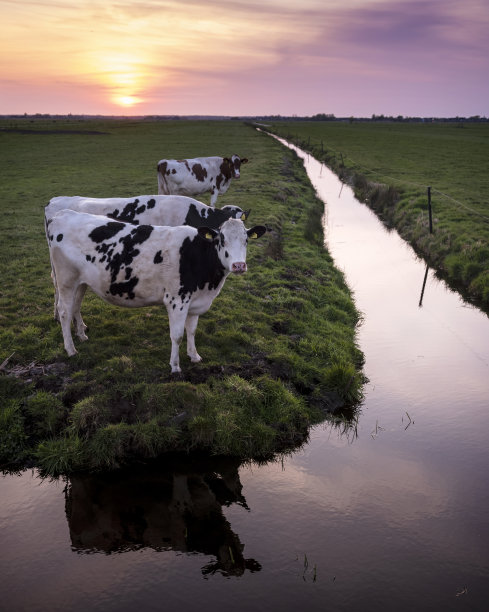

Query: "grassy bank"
(0, 118), (364, 475)
(265, 121), (489, 311)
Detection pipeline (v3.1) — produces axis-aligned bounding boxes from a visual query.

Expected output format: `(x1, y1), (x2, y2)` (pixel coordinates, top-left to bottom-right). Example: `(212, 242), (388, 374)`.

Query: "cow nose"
(232, 262), (247, 274)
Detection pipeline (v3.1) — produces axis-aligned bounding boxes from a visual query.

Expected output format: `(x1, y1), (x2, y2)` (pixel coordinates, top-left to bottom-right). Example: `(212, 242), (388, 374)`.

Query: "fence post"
(428, 186), (433, 234)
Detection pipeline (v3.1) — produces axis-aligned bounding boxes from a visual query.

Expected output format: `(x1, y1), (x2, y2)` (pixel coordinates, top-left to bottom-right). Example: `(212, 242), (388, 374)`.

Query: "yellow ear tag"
(205, 232), (213, 240)
(250, 232), (258, 239)
(241, 213), (246, 221)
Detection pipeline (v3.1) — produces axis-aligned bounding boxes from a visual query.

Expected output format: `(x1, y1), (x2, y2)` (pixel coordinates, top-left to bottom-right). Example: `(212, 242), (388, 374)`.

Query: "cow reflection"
(65, 456), (261, 577)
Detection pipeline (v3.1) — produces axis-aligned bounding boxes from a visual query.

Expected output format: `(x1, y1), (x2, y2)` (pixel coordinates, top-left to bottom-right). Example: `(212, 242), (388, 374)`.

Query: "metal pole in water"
(428, 186), (433, 234)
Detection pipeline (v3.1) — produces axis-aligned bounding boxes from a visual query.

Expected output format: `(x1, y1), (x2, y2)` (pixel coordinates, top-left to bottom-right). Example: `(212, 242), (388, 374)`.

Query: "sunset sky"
(1, 0), (487, 117)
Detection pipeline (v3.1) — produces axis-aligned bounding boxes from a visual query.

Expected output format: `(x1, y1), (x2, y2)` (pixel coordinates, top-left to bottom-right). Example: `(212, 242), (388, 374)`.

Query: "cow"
(157, 155), (248, 206)
(46, 210), (266, 373)
(45, 195), (251, 321)
(45, 195), (249, 228)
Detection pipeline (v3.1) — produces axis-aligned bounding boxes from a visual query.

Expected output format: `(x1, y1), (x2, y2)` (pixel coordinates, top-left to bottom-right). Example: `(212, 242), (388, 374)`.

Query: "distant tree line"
(2, 113), (487, 123)
(252, 113), (488, 123)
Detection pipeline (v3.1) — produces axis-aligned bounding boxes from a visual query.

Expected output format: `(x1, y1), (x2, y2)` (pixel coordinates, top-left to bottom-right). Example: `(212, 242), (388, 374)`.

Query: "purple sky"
(0, 0), (487, 116)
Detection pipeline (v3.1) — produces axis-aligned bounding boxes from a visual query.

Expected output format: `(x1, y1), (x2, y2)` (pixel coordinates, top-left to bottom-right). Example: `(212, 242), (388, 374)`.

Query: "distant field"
(267, 121), (489, 308)
(0, 118), (363, 474)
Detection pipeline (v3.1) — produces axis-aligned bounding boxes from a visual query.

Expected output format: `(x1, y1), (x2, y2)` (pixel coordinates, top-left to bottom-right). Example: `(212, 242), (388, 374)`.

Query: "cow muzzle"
(232, 262), (247, 274)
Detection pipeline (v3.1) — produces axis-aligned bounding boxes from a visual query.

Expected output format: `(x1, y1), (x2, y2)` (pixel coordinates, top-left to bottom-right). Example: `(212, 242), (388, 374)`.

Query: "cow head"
(225, 154), (249, 179)
(197, 218), (266, 274)
(220, 205), (251, 222)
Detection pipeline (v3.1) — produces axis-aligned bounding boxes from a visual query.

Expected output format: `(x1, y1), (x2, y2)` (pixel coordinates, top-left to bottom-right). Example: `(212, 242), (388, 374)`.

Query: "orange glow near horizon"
(115, 95), (142, 107)
(90, 52), (147, 109)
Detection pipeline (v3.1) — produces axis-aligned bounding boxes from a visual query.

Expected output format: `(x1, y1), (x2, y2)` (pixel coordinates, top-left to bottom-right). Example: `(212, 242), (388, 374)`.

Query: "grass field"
(265, 121), (489, 309)
(0, 118), (364, 474)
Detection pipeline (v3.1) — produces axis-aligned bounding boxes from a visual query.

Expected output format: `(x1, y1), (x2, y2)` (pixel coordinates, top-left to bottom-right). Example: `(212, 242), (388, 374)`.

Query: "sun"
(115, 95), (141, 107)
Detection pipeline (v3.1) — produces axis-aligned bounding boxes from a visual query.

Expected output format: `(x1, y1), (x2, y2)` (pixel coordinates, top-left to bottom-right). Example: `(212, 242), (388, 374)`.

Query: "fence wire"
(305, 138), (489, 225)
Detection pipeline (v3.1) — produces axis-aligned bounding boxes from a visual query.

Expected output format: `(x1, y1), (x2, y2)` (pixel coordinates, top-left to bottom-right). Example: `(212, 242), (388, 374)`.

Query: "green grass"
(0, 118), (364, 475)
(265, 121), (489, 309)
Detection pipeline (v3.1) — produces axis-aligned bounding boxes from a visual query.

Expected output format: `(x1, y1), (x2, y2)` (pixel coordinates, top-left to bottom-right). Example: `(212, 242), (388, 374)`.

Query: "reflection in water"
(65, 456), (261, 577)
(418, 265), (430, 308)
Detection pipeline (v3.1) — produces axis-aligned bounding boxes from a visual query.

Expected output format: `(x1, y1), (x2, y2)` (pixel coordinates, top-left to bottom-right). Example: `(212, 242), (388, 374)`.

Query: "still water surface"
(1, 138), (488, 611)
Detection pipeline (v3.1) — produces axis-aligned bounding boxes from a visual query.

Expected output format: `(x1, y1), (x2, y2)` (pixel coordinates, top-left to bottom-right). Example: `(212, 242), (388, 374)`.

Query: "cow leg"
(185, 314), (202, 363)
(50, 263), (60, 322)
(72, 283), (88, 341)
(167, 308), (187, 373)
(210, 188), (218, 207)
(57, 285), (78, 356)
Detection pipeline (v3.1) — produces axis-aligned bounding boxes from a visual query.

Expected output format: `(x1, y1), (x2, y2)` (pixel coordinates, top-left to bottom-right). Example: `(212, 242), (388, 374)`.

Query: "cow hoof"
(77, 327), (88, 341)
(189, 354), (202, 363)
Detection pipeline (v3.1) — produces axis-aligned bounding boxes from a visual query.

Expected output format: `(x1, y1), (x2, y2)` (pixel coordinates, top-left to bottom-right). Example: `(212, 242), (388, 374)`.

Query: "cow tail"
(157, 162), (170, 195)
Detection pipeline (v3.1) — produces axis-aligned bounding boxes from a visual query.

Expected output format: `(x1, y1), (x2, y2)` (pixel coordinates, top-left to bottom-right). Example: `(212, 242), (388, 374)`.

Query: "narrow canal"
(1, 137), (488, 612)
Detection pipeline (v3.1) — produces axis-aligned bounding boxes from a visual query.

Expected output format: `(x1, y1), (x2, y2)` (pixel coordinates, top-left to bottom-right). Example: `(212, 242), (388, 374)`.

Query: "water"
(2, 138), (488, 611)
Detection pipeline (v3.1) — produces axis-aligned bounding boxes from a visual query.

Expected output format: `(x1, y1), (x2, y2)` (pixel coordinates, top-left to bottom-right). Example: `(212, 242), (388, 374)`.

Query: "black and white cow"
(45, 195), (250, 321)
(45, 195), (249, 228)
(46, 210), (266, 373)
(157, 155), (248, 206)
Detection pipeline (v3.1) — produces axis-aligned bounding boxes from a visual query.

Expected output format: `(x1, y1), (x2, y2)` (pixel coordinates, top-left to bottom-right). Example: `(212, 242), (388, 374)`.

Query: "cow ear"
(247, 225), (267, 239)
(198, 226), (218, 242)
(239, 209), (251, 221)
(241, 158), (249, 164)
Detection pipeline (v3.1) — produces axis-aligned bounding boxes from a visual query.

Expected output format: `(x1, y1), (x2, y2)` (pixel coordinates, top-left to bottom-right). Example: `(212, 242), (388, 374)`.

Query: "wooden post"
(428, 186), (433, 234)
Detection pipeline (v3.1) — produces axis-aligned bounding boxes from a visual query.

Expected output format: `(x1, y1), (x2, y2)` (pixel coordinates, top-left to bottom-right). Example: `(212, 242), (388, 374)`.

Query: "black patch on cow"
(184, 203), (231, 229)
(91, 224), (153, 300)
(192, 163), (208, 182)
(89, 221), (125, 243)
(56, 233), (63, 242)
(218, 159), (233, 187)
(147, 198), (156, 209)
(158, 161), (168, 175)
(106, 199), (147, 224)
(154, 250), (163, 264)
(85, 254), (91, 262)
(178, 235), (225, 301)
(109, 277), (139, 300)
